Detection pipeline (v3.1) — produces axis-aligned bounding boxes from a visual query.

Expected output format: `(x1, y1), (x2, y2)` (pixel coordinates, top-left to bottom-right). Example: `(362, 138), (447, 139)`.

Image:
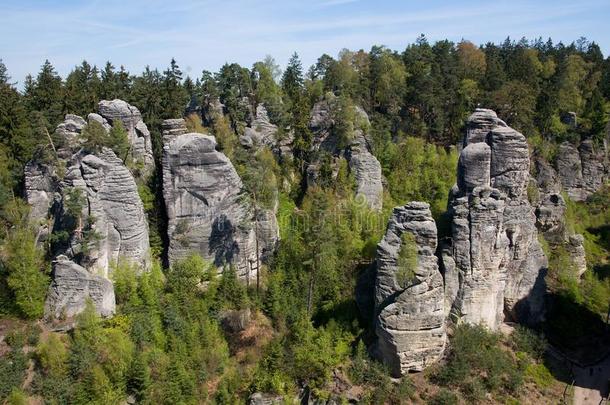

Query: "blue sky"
(1, 0), (609, 86)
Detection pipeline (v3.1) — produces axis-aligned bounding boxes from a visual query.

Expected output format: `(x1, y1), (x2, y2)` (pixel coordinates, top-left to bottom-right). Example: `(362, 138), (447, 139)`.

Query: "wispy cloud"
(0, 0), (608, 88)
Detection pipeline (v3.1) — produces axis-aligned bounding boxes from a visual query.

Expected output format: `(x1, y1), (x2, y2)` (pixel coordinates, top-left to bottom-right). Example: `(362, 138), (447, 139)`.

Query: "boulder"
(45, 256), (115, 319)
(579, 139), (607, 198)
(464, 108), (507, 146)
(24, 160), (58, 224)
(55, 114), (86, 151)
(567, 234), (587, 278)
(535, 193), (567, 243)
(374, 202), (446, 375)
(97, 99), (154, 176)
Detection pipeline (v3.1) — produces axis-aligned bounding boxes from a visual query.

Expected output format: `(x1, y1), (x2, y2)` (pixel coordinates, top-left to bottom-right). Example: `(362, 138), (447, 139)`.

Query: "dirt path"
(573, 355), (610, 405)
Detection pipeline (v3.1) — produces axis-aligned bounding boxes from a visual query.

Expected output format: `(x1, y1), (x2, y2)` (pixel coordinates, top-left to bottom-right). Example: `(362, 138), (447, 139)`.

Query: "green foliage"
(427, 388), (458, 405)
(0, 348), (28, 402)
(6, 388), (28, 405)
(383, 137), (458, 218)
(215, 265), (248, 310)
(512, 326), (547, 360)
(433, 324), (525, 401)
(80, 120), (109, 153)
(291, 318), (352, 391)
(36, 333), (69, 378)
(396, 231), (418, 288)
(166, 254), (210, 296)
(108, 121), (130, 161)
(1, 215), (49, 318)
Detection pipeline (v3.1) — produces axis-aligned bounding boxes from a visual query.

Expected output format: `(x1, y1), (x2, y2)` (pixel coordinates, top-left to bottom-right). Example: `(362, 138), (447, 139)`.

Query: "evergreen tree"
(0, 204), (49, 318)
(162, 58), (188, 119)
(24, 60), (64, 126)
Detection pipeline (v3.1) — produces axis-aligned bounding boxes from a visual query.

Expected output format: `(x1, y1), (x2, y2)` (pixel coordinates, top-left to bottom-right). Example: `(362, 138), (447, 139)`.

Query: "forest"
(0, 35), (609, 404)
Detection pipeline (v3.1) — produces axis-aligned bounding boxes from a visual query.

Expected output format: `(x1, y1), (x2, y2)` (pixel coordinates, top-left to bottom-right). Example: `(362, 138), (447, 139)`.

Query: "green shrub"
(433, 324), (524, 399)
(512, 326), (547, 360)
(396, 231), (418, 288)
(427, 388), (458, 405)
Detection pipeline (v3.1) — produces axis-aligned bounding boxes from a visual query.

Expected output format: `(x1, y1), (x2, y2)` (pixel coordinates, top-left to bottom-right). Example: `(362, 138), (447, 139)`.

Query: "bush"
(433, 324), (524, 399)
(427, 388), (458, 405)
(512, 326), (547, 360)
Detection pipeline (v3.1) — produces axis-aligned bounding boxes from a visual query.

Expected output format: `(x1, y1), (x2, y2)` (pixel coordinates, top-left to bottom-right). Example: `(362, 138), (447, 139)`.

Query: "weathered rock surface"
(348, 133), (383, 210)
(61, 148), (150, 277)
(25, 114), (151, 277)
(307, 99), (383, 210)
(567, 234), (587, 278)
(374, 202), (446, 375)
(97, 99), (154, 176)
(55, 114), (86, 152)
(161, 118), (188, 137)
(26, 111), (152, 317)
(24, 160), (58, 224)
(555, 140), (608, 202)
(162, 129), (278, 279)
(45, 256), (115, 319)
(443, 109), (547, 329)
(240, 105), (278, 149)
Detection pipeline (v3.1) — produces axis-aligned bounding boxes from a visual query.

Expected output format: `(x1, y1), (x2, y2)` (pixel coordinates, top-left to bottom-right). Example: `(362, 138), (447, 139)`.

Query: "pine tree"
(128, 351), (151, 402)
(25, 60), (64, 126)
(162, 58), (188, 119)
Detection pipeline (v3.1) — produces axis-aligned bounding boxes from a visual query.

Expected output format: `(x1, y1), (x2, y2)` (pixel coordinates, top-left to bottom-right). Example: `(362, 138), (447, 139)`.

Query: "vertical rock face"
(24, 160), (58, 225)
(97, 99), (155, 176)
(555, 139), (608, 202)
(307, 99), (384, 210)
(374, 202), (446, 375)
(162, 127), (278, 279)
(45, 256), (115, 319)
(240, 105), (278, 149)
(61, 149), (151, 277)
(443, 109), (547, 329)
(348, 133), (383, 211)
(25, 108), (152, 318)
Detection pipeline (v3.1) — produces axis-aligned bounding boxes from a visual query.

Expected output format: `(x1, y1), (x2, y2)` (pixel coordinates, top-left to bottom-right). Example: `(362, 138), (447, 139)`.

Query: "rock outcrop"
(162, 127), (279, 279)
(25, 107), (152, 318)
(556, 139), (608, 202)
(307, 98), (383, 210)
(26, 113), (151, 277)
(45, 256), (115, 319)
(60, 148), (150, 277)
(348, 134), (383, 211)
(240, 105), (278, 149)
(97, 99), (155, 176)
(442, 109), (547, 329)
(374, 202), (446, 375)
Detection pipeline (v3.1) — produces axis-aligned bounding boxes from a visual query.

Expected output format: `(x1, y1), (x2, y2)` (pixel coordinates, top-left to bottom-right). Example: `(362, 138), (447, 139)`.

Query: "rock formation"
(97, 99), (155, 176)
(348, 133), (383, 211)
(162, 123), (279, 279)
(25, 105), (152, 317)
(374, 202), (446, 375)
(307, 98), (383, 210)
(60, 148), (150, 277)
(442, 109), (547, 329)
(240, 105), (278, 149)
(45, 256), (115, 319)
(555, 139), (608, 202)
